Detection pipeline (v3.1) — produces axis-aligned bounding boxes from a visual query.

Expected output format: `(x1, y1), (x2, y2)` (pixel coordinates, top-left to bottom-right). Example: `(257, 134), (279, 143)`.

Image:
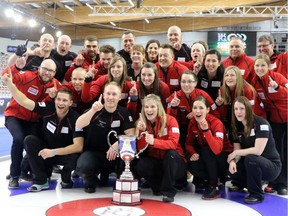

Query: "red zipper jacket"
(137, 114), (186, 161)
(270, 52), (287, 78)
(185, 114), (233, 156)
(250, 70), (288, 123)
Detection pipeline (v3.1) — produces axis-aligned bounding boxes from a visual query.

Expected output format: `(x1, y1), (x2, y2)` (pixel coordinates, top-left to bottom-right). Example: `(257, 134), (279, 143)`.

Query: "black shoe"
(6, 174), (11, 180)
(162, 195), (174, 202)
(85, 186), (96, 193)
(20, 173), (33, 182)
(61, 181), (73, 189)
(244, 194), (263, 204)
(8, 178), (19, 189)
(277, 187), (288, 195)
(202, 186), (220, 200)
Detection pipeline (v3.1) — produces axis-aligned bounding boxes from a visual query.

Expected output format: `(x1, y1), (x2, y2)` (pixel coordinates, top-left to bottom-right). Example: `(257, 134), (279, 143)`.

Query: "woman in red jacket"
(185, 96), (233, 200)
(127, 62), (170, 120)
(167, 70), (220, 149)
(135, 94), (186, 203)
(81, 56), (133, 107)
(251, 53), (288, 195)
(215, 66), (266, 134)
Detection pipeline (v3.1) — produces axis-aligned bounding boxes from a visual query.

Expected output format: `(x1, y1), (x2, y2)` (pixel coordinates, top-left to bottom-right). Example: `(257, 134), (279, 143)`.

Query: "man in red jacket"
(2, 58), (61, 189)
(222, 37), (254, 83)
(156, 44), (188, 93)
(65, 35), (99, 82)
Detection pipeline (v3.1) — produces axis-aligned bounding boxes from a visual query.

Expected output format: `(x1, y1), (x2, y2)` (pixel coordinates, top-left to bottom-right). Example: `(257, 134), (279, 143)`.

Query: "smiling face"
(192, 100), (209, 123)
(233, 101), (246, 123)
(100, 52), (113, 69)
(122, 33), (135, 52)
(167, 26), (182, 47)
(141, 67), (155, 87)
(147, 42), (159, 60)
(224, 69), (237, 88)
(257, 39), (274, 57)
(57, 35), (72, 56)
(159, 48), (173, 69)
(38, 59), (56, 83)
(254, 58), (269, 78)
(71, 68), (85, 92)
(55, 92), (73, 117)
(144, 99), (158, 123)
(110, 60), (124, 80)
(180, 73), (197, 95)
(204, 54), (220, 74)
(131, 50), (144, 65)
(103, 84), (122, 110)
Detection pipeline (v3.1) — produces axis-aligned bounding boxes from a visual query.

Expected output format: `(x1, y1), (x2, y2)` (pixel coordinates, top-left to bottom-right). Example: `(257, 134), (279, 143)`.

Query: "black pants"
(187, 146), (228, 187)
(135, 150), (186, 197)
(230, 154), (281, 199)
(76, 151), (118, 187)
(24, 135), (79, 184)
(5, 116), (39, 178)
(270, 122), (287, 188)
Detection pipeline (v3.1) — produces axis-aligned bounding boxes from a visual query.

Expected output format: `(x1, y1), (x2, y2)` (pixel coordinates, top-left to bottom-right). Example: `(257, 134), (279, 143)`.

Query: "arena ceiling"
(0, 0), (286, 41)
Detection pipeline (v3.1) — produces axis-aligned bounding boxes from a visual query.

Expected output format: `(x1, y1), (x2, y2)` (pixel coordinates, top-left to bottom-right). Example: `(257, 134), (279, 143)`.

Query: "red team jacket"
(185, 114), (233, 156)
(65, 52), (99, 82)
(167, 88), (220, 127)
(137, 114), (185, 161)
(2, 65), (60, 121)
(156, 60), (188, 93)
(270, 52), (287, 79)
(250, 70), (288, 123)
(222, 53), (254, 83)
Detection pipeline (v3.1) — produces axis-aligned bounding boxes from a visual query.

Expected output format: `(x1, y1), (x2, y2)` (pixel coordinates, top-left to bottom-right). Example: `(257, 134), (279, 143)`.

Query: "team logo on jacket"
(27, 87), (39, 95)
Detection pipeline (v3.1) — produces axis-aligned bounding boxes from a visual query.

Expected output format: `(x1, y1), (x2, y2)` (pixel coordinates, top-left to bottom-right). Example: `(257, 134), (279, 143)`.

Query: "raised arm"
(1, 67), (35, 111)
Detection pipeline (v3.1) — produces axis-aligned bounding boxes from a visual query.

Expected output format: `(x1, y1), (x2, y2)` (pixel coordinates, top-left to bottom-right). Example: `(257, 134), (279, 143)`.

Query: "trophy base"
(112, 179), (142, 206)
(112, 190), (142, 206)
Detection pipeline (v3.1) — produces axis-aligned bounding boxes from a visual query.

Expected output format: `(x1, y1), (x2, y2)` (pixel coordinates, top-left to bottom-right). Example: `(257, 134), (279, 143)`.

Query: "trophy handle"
(107, 130), (119, 156)
(135, 131), (150, 158)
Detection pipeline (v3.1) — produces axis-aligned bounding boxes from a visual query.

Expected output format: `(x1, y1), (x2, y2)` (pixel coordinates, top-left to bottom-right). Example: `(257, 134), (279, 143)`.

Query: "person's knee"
(24, 135), (37, 152)
(244, 154), (258, 167)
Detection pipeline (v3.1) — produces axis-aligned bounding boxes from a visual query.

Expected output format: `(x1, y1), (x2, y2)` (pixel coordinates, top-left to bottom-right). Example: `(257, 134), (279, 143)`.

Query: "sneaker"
(277, 187), (288, 195)
(162, 195), (174, 202)
(71, 171), (79, 179)
(228, 185), (248, 193)
(244, 194), (264, 204)
(264, 185), (276, 193)
(52, 165), (62, 174)
(28, 181), (49, 192)
(8, 178), (19, 189)
(202, 186), (221, 200)
(61, 181), (73, 189)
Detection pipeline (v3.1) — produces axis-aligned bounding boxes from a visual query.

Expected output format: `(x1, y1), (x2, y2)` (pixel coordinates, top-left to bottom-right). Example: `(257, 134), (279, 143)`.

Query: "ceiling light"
(5, 9), (14, 18)
(64, 5), (74, 12)
(56, 30), (62, 37)
(14, 14), (23, 23)
(128, 0), (134, 7)
(28, 19), (37, 27)
(110, 22), (116, 26)
(144, 18), (149, 23)
(86, 3), (93, 10)
(107, 1), (114, 7)
(41, 26), (46, 33)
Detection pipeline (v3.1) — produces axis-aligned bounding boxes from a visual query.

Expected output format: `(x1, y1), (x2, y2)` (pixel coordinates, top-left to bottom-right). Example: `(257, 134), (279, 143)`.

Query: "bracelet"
(52, 149), (56, 157)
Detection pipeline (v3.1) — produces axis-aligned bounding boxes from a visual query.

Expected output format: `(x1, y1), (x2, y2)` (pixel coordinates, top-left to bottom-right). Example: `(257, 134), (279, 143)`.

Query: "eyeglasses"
(41, 67), (56, 74)
(181, 80), (196, 84)
(257, 44), (271, 48)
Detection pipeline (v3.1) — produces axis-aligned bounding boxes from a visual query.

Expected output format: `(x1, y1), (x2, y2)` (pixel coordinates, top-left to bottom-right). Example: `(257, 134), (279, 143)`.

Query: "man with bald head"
(7, 33), (55, 71)
(51, 35), (77, 82)
(167, 25), (191, 62)
(221, 37), (254, 83)
(2, 58), (61, 189)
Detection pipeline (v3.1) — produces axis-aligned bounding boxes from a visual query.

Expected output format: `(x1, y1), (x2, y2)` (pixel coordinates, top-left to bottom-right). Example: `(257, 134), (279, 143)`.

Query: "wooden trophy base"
(112, 179), (142, 205)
